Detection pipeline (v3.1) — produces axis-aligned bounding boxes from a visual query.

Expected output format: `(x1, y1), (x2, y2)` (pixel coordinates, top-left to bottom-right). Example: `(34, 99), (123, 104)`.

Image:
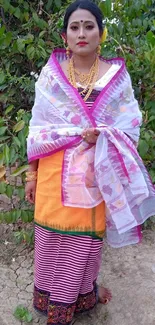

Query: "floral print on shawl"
(27, 49), (155, 247)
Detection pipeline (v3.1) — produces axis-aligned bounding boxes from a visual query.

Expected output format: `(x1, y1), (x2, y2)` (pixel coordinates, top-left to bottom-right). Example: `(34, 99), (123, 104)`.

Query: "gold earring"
(96, 45), (101, 56)
(66, 46), (70, 59)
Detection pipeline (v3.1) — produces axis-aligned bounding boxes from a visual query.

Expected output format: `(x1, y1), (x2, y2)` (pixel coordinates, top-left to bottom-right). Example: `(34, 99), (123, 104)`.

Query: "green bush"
(0, 0), (155, 234)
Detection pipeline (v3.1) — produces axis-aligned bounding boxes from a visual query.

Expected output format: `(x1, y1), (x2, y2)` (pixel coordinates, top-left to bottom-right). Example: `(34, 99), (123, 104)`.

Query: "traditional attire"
(27, 49), (155, 325)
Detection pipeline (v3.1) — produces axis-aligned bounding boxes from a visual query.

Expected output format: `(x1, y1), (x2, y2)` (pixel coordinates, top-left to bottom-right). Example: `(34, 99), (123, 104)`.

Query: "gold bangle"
(25, 176), (37, 181)
(25, 171), (37, 182)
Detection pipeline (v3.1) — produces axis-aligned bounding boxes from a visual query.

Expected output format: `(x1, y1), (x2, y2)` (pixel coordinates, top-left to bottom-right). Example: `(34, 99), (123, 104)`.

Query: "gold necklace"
(74, 63), (97, 86)
(68, 56), (99, 102)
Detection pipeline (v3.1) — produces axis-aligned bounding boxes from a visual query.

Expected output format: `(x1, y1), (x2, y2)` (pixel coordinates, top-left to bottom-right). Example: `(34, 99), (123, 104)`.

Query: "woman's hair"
(63, 0), (104, 35)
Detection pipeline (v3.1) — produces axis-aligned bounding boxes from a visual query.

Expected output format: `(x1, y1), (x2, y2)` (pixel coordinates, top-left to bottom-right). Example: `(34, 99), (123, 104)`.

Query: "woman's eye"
(70, 26), (78, 31)
(86, 25), (94, 30)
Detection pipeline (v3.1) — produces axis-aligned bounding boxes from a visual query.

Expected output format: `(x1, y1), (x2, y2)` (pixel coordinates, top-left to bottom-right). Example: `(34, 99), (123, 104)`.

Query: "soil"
(0, 225), (155, 325)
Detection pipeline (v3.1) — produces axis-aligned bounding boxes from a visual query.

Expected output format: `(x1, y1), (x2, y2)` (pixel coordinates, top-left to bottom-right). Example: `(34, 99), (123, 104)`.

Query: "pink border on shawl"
(91, 57), (126, 115)
(48, 49), (96, 127)
(108, 131), (131, 181)
(48, 49), (126, 128)
(114, 129), (141, 158)
(61, 154), (65, 205)
(28, 136), (81, 163)
(29, 50), (127, 163)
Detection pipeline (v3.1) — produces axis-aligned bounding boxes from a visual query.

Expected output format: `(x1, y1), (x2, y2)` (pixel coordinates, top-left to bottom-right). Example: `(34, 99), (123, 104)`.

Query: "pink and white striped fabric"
(34, 225), (103, 323)
(34, 225), (103, 302)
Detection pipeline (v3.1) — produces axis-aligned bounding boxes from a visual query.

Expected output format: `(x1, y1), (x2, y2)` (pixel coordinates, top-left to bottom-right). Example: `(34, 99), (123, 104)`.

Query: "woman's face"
(66, 9), (101, 57)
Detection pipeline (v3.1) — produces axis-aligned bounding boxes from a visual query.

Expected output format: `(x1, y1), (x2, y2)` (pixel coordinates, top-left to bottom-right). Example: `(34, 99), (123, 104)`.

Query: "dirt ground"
(0, 225), (155, 325)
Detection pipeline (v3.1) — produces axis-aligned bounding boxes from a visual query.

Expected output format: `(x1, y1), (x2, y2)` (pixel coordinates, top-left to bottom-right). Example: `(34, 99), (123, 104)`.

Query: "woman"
(25, 1), (155, 324)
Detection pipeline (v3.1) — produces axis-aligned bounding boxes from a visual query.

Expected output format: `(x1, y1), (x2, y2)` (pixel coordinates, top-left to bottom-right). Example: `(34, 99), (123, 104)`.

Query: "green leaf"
(11, 164), (29, 176)
(0, 26), (5, 37)
(33, 12), (39, 24)
(37, 45), (47, 59)
(23, 2), (29, 10)
(4, 31), (12, 46)
(0, 127), (7, 135)
(13, 136), (21, 148)
(26, 45), (35, 60)
(3, 144), (10, 166)
(146, 31), (155, 47)
(138, 139), (149, 158)
(0, 182), (6, 194)
(14, 305), (33, 322)
(32, 13), (48, 29)
(14, 231), (23, 244)
(54, 0), (61, 8)
(21, 210), (29, 222)
(17, 38), (25, 53)
(24, 33), (34, 44)
(2, 0), (10, 11)
(18, 130), (26, 148)
(13, 7), (21, 19)
(39, 31), (46, 38)
(23, 230), (34, 244)
(0, 118), (5, 126)
(13, 120), (25, 133)
(143, 19), (148, 29)
(5, 104), (14, 115)
(23, 11), (29, 22)
(11, 209), (21, 222)
(100, 0), (111, 17)
(144, 132), (151, 142)
(28, 210), (34, 222)
(0, 152), (4, 166)
(25, 313), (33, 322)
(0, 71), (5, 85)
(0, 136), (10, 142)
(9, 147), (16, 164)
(51, 31), (61, 43)
(46, 0), (53, 11)
(15, 209), (21, 219)
(0, 212), (4, 222)
(6, 184), (13, 198)
(106, 0), (112, 17)
(8, 4), (15, 15)
(146, 116), (155, 125)
(17, 187), (25, 200)
(4, 211), (14, 224)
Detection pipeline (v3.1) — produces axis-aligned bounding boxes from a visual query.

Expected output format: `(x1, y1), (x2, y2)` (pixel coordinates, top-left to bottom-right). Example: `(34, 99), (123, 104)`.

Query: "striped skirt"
(34, 225), (103, 325)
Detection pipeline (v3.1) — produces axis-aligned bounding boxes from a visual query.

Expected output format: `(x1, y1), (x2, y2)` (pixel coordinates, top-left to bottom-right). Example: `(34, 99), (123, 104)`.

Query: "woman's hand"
(25, 180), (37, 204)
(81, 128), (100, 144)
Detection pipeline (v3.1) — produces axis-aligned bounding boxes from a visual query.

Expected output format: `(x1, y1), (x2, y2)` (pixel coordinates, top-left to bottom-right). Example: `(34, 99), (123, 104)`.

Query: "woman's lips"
(77, 42), (88, 46)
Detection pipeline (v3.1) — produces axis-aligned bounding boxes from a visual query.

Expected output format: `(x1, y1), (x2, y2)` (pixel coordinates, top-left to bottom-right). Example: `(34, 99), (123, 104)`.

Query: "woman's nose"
(78, 27), (85, 38)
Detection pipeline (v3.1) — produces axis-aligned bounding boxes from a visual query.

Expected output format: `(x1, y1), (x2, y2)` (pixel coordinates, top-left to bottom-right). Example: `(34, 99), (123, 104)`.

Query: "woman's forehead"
(68, 9), (96, 24)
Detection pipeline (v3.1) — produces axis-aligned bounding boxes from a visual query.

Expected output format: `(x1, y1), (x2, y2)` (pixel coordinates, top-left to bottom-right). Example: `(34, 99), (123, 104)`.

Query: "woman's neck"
(71, 53), (97, 72)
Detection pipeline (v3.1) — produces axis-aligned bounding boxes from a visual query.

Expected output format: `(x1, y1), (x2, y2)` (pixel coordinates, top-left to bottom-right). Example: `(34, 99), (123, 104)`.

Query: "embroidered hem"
(34, 284), (98, 324)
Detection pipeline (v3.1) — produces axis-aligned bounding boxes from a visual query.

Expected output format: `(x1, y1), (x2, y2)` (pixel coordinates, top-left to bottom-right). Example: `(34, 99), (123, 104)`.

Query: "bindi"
(80, 20), (83, 22)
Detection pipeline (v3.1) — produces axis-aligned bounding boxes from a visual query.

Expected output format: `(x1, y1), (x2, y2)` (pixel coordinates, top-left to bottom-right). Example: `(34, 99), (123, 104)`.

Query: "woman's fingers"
(81, 128), (99, 144)
(31, 190), (36, 204)
(25, 180), (37, 204)
(25, 190), (35, 204)
(93, 128), (100, 136)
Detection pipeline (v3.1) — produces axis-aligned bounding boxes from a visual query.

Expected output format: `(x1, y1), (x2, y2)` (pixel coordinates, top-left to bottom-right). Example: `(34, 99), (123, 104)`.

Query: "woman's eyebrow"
(69, 20), (95, 24)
